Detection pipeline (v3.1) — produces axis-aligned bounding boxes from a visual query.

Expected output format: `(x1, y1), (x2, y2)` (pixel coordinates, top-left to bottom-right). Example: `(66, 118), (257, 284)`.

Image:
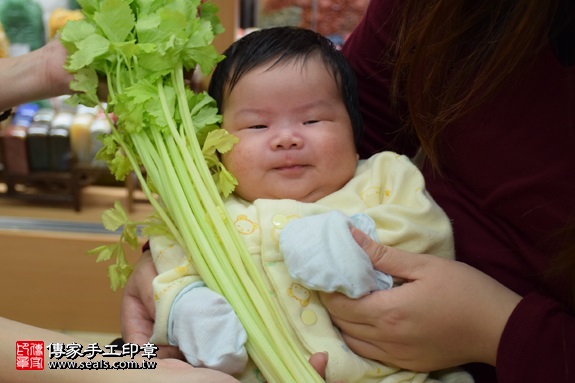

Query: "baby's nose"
(272, 127), (303, 150)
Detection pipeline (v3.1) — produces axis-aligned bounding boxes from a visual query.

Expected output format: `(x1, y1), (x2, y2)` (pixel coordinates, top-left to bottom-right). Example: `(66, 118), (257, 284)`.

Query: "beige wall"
(0, 230), (142, 333)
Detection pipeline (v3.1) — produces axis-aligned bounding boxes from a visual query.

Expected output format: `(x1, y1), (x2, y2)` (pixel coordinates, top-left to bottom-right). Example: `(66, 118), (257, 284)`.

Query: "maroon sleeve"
(497, 292), (575, 382)
(343, 2), (575, 383)
(342, 0), (419, 159)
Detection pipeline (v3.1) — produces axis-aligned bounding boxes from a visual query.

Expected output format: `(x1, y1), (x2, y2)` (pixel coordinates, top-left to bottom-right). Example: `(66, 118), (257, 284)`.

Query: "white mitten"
(168, 282), (248, 374)
(280, 210), (393, 298)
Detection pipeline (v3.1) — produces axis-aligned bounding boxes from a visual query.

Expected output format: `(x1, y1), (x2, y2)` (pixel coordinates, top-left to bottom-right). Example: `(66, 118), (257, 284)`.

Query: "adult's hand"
(0, 38), (72, 111)
(42, 37), (75, 98)
(308, 352), (329, 379)
(320, 227), (522, 372)
(120, 250), (183, 359)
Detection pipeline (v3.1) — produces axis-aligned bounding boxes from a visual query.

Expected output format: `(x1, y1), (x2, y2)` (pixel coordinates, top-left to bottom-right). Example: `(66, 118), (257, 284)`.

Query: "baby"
(148, 26), (472, 383)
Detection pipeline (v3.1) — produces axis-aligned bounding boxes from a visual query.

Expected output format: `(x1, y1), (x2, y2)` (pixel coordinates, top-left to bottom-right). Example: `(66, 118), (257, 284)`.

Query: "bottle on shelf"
(70, 104), (97, 164)
(27, 108), (55, 171)
(49, 109), (74, 172)
(1, 103), (39, 175)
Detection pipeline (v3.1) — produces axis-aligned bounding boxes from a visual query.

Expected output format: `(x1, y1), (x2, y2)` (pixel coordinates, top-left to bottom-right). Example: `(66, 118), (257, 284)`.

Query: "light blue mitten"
(168, 282), (248, 374)
(280, 210), (393, 298)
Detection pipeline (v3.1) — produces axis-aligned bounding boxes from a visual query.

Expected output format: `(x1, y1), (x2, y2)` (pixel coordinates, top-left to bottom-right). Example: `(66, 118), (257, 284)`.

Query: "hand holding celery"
(60, 1), (322, 382)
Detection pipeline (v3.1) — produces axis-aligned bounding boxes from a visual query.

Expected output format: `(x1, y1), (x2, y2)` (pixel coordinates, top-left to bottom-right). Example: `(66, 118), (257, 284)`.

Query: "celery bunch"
(60, 1), (322, 382)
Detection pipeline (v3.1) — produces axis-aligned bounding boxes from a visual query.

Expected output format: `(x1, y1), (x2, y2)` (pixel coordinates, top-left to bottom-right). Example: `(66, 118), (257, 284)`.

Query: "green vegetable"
(61, 1), (322, 382)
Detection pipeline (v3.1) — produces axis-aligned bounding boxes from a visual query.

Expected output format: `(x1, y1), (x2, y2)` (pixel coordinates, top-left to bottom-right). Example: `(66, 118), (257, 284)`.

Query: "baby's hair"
(208, 26), (363, 146)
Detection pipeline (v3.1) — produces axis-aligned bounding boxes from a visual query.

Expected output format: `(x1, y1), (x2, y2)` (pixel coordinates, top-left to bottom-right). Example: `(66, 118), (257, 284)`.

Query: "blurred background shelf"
(0, 164), (112, 211)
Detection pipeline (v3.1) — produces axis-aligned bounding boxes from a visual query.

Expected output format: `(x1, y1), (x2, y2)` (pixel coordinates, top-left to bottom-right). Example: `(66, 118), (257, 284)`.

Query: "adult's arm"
(0, 38), (73, 111)
(322, 228), (575, 382)
(496, 292), (575, 382)
(0, 316), (240, 383)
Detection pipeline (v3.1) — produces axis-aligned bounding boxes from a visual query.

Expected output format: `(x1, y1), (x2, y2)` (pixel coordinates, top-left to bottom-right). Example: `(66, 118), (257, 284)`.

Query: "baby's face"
(221, 57), (358, 203)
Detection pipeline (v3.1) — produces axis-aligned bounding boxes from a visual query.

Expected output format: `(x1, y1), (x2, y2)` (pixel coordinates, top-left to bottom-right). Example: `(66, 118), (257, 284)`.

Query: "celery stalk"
(61, 1), (323, 381)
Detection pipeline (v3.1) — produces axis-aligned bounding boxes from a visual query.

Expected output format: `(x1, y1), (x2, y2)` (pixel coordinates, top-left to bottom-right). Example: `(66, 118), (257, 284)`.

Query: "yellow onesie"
(150, 151), (470, 383)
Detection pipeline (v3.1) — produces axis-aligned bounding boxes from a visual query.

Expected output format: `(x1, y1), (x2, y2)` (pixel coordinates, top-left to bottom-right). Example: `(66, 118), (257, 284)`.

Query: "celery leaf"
(94, 0), (135, 43)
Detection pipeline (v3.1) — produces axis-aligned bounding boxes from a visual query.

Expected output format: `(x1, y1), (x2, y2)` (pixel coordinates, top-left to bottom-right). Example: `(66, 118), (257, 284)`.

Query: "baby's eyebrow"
(234, 108), (268, 117)
(295, 99), (333, 111)
(232, 100), (332, 118)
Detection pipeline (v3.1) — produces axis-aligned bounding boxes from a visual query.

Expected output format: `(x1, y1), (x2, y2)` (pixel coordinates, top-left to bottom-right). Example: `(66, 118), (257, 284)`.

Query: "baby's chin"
(238, 187), (336, 203)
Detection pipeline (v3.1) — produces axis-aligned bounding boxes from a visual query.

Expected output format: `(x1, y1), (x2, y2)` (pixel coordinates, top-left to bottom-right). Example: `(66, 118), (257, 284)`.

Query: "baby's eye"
(303, 120), (319, 125)
(248, 125), (267, 130)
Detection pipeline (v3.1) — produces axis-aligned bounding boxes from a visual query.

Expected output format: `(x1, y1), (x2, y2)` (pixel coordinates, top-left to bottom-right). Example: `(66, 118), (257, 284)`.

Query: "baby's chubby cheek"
(222, 149), (252, 184)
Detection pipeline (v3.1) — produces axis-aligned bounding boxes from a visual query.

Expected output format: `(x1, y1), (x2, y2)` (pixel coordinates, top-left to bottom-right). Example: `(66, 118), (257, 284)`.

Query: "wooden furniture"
(0, 164), (111, 211)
